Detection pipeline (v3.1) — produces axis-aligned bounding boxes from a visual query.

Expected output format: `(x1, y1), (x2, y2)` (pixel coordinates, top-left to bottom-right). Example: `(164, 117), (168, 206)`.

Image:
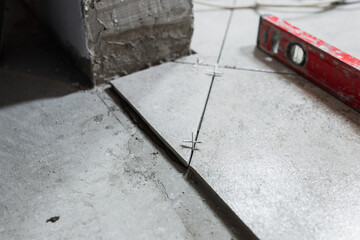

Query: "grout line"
(187, 73), (216, 167)
(216, 1), (236, 64)
(187, 0), (236, 167)
(174, 60), (297, 75)
(219, 65), (297, 75)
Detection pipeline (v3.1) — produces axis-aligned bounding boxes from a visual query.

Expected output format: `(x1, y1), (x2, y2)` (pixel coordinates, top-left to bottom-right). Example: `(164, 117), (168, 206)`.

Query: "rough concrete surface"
(0, 88), (233, 240)
(83, 0), (194, 84)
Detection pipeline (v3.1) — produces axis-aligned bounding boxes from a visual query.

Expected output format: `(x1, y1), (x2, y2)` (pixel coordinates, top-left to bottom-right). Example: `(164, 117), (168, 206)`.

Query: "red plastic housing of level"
(257, 15), (360, 112)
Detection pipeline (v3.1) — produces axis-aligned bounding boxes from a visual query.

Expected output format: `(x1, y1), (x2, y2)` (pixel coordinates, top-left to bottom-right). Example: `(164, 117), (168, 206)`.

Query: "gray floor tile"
(176, 9), (231, 65)
(192, 68), (360, 240)
(111, 60), (360, 239)
(111, 63), (213, 165)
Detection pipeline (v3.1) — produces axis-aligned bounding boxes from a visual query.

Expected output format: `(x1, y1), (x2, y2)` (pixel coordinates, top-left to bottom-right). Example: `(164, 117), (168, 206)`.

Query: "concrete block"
(26, 0), (194, 85)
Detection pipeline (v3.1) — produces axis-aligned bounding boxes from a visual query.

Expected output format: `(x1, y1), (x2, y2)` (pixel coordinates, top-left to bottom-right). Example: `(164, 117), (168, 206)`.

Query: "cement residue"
(82, 0), (194, 85)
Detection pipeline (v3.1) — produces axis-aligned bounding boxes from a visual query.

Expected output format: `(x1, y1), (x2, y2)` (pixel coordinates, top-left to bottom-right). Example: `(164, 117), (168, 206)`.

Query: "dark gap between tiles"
(188, 0), (237, 167)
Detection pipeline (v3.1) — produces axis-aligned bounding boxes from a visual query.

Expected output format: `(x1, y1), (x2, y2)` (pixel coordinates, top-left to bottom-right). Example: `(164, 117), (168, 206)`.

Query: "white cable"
(193, 0), (344, 9)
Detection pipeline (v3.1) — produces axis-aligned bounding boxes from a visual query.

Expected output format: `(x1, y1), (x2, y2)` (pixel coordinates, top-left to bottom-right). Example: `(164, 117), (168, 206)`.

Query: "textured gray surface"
(192, 68), (360, 240)
(0, 87), (234, 240)
(83, 0), (194, 84)
(111, 63), (212, 165)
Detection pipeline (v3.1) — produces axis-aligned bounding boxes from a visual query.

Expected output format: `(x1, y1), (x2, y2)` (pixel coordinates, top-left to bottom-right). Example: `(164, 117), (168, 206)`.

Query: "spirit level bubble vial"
(257, 15), (360, 112)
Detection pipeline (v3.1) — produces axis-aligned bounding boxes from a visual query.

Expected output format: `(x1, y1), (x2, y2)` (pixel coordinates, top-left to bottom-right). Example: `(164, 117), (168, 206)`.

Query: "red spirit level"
(257, 15), (360, 112)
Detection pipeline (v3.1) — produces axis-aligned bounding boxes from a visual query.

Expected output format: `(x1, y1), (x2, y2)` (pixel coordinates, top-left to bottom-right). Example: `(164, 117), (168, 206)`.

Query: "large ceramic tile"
(191, 68), (360, 240)
(111, 63), (212, 165)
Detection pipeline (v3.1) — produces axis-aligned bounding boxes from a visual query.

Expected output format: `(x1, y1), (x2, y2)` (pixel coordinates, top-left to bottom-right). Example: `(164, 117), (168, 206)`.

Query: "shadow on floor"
(0, 0), (90, 108)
